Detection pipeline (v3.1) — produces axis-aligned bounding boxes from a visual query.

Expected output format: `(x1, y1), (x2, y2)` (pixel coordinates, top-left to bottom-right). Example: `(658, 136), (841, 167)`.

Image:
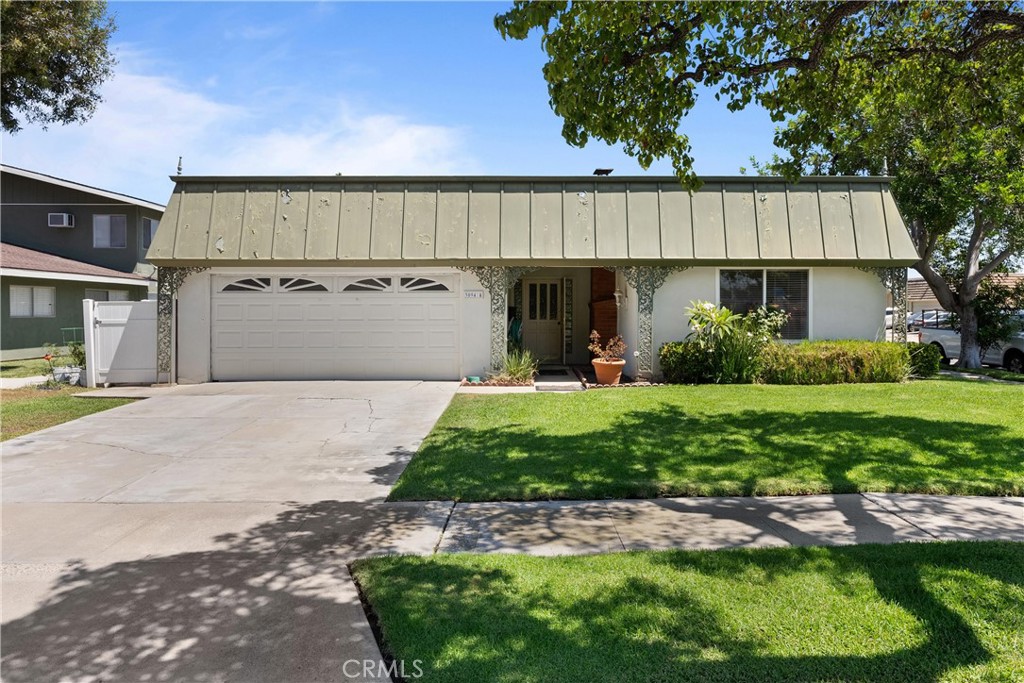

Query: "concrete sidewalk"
(435, 494), (1024, 555)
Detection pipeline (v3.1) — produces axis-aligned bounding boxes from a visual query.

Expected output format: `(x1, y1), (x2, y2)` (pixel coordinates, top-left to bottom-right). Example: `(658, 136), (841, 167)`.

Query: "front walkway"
(434, 494), (1023, 555)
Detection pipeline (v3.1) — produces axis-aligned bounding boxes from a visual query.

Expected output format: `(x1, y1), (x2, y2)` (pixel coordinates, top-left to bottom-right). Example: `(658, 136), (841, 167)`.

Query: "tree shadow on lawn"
(391, 405), (1024, 501)
(0, 500), (443, 683)
(358, 541), (1023, 683)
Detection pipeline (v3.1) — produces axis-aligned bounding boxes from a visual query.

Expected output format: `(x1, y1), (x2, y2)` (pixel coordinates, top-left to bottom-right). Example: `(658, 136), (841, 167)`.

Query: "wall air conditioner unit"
(48, 213), (75, 228)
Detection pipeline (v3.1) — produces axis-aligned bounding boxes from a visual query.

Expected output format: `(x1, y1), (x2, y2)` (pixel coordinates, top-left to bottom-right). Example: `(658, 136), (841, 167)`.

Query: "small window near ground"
(10, 285), (55, 317)
(222, 278), (272, 292)
(720, 269), (809, 340)
(141, 217), (159, 249)
(94, 215), (128, 248)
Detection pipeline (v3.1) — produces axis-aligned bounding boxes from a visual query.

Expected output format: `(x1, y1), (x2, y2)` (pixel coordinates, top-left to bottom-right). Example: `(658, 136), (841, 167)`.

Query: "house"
(146, 175), (918, 383)
(1, 243), (150, 359)
(0, 165), (165, 359)
(899, 274), (1024, 314)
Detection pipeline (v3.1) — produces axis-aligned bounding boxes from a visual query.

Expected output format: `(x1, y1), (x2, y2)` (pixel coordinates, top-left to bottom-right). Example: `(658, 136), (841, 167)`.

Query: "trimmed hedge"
(659, 341), (713, 384)
(907, 342), (942, 378)
(759, 341), (910, 384)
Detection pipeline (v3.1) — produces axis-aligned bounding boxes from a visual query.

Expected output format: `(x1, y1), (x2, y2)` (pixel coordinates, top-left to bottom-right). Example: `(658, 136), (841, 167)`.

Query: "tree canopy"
(497, 1), (1024, 366)
(1, 0), (117, 134)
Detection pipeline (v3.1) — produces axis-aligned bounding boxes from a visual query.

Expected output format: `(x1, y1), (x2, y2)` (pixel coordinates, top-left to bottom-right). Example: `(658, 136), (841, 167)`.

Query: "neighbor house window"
(719, 269), (809, 339)
(84, 289), (130, 302)
(10, 285), (55, 318)
(141, 217), (159, 249)
(93, 214), (127, 248)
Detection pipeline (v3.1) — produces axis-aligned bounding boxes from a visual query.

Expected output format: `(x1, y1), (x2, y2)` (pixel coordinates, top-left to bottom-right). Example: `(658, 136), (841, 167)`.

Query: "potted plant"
(588, 330), (627, 385)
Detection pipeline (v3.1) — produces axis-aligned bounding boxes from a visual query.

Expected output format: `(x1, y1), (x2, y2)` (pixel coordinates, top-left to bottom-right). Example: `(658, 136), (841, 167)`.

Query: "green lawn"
(353, 541), (1024, 683)
(946, 365), (1024, 383)
(0, 386), (134, 441)
(0, 357), (55, 378)
(390, 381), (1024, 501)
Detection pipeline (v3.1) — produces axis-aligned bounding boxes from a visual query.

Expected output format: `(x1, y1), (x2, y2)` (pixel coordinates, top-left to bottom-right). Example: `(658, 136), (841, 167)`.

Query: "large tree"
(496, 1), (1024, 367)
(1, 0), (116, 134)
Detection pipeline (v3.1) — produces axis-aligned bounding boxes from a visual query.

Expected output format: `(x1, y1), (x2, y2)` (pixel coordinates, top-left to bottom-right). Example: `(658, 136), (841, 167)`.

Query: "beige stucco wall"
(812, 268), (886, 341)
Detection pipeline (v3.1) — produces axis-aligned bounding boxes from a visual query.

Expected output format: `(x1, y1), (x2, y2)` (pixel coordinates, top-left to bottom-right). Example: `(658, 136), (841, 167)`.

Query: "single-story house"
(146, 176), (918, 383)
(1, 242), (151, 360)
(895, 274), (1024, 314)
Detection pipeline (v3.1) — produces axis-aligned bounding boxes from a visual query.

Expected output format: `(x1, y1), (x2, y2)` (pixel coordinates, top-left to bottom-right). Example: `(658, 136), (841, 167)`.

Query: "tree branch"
(915, 258), (961, 313)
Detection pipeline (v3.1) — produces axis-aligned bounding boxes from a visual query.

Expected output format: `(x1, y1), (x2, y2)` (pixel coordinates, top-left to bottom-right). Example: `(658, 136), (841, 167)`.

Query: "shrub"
(490, 347), (539, 383)
(666, 301), (788, 384)
(66, 341), (86, 368)
(907, 342), (941, 378)
(659, 341), (713, 384)
(588, 330), (627, 360)
(760, 341), (910, 384)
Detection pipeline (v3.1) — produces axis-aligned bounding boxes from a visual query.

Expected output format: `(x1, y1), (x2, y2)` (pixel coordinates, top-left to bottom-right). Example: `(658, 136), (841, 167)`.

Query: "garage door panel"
(211, 275), (460, 380)
(244, 303), (274, 321)
(276, 303), (305, 321)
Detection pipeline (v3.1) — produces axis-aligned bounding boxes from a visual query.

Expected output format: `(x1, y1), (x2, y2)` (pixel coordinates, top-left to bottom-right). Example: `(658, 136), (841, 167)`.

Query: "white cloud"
(1, 49), (478, 204)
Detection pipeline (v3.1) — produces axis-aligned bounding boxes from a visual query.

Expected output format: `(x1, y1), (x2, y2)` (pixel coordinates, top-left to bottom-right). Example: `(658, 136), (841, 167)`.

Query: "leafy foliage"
(661, 301), (786, 384)
(948, 277), (1024, 358)
(490, 346), (540, 383)
(587, 330), (626, 361)
(1, 0), (117, 133)
(907, 343), (942, 379)
(760, 342), (910, 385)
(496, 2), (1024, 367)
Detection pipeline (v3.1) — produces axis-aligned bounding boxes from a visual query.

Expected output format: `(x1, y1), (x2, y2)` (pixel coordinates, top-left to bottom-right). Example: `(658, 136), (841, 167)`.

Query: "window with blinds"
(10, 285), (55, 317)
(94, 215), (127, 248)
(719, 269), (809, 339)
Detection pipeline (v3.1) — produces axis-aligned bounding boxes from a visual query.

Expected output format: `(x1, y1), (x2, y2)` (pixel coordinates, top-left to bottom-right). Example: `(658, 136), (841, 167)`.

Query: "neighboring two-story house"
(0, 165), (163, 360)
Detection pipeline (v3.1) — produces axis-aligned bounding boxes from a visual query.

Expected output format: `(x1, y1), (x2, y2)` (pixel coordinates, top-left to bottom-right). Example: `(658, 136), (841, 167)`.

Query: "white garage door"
(210, 274), (460, 380)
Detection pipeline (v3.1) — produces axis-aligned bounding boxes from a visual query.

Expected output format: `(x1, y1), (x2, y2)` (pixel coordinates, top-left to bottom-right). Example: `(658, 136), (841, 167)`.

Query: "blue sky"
(1, 1), (783, 206)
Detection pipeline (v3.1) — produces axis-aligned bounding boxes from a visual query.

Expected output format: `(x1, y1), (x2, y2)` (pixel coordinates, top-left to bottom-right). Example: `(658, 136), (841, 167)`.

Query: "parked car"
(919, 311), (1024, 373)
(908, 309), (949, 330)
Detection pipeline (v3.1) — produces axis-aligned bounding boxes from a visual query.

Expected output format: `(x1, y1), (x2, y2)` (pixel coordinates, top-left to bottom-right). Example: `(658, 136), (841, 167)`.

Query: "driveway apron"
(1, 380), (458, 683)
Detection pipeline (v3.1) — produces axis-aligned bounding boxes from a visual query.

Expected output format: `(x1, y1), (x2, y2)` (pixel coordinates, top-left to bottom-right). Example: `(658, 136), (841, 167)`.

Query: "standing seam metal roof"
(146, 176), (919, 267)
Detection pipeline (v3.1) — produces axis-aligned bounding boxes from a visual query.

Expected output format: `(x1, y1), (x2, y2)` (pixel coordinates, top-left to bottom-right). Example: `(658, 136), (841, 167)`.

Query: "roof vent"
(593, 168), (613, 176)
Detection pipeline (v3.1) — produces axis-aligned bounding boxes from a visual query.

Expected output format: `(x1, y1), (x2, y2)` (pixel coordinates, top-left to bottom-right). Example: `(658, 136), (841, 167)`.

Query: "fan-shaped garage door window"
(279, 277), (329, 292)
(400, 277), (450, 292)
(342, 277), (392, 292)
(221, 278), (271, 292)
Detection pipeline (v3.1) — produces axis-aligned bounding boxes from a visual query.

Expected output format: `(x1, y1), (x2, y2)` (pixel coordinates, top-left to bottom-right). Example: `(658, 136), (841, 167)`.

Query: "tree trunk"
(958, 304), (983, 369)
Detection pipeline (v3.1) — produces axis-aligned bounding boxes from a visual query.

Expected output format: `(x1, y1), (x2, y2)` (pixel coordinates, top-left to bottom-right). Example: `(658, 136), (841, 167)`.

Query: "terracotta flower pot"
(592, 358), (626, 385)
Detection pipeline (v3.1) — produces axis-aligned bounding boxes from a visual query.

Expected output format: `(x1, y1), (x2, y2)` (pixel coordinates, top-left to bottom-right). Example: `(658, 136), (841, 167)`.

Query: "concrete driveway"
(1, 381), (458, 683)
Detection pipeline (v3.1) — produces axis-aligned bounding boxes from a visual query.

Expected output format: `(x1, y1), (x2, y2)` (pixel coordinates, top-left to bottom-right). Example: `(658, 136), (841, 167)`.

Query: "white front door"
(522, 279), (562, 362)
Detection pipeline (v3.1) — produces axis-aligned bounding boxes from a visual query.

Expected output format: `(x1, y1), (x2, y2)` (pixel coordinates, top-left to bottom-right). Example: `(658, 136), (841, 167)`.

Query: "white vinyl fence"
(83, 299), (158, 387)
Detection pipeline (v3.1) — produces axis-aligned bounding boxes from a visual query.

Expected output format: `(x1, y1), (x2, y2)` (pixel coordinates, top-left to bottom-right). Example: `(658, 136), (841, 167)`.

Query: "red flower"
(43, 354), (53, 361)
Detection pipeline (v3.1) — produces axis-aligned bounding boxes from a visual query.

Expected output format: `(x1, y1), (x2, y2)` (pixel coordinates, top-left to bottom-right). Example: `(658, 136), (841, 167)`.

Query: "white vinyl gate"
(83, 299), (158, 387)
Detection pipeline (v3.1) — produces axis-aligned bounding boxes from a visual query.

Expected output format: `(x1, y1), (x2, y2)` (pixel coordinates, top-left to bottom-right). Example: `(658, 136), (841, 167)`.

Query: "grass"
(389, 380), (1024, 501)
(0, 357), (57, 378)
(946, 365), (1024, 383)
(0, 385), (134, 441)
(353, 541), (1024, 683)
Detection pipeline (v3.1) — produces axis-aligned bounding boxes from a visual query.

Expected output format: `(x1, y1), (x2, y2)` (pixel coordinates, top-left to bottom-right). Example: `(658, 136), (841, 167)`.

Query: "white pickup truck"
(918, 311), (1024, 373)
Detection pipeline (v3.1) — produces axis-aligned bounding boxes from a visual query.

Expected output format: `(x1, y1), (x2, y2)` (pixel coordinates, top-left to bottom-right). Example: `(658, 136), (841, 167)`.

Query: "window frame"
(141, 216), (159, 250)
(93, 214), (128, 249)
(716, 267), (812, 340)
(10, 285), (56, 318)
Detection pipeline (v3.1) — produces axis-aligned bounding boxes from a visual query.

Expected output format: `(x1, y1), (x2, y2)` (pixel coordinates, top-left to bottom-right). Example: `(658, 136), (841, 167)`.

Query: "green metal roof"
(147, 176), (919, 267)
